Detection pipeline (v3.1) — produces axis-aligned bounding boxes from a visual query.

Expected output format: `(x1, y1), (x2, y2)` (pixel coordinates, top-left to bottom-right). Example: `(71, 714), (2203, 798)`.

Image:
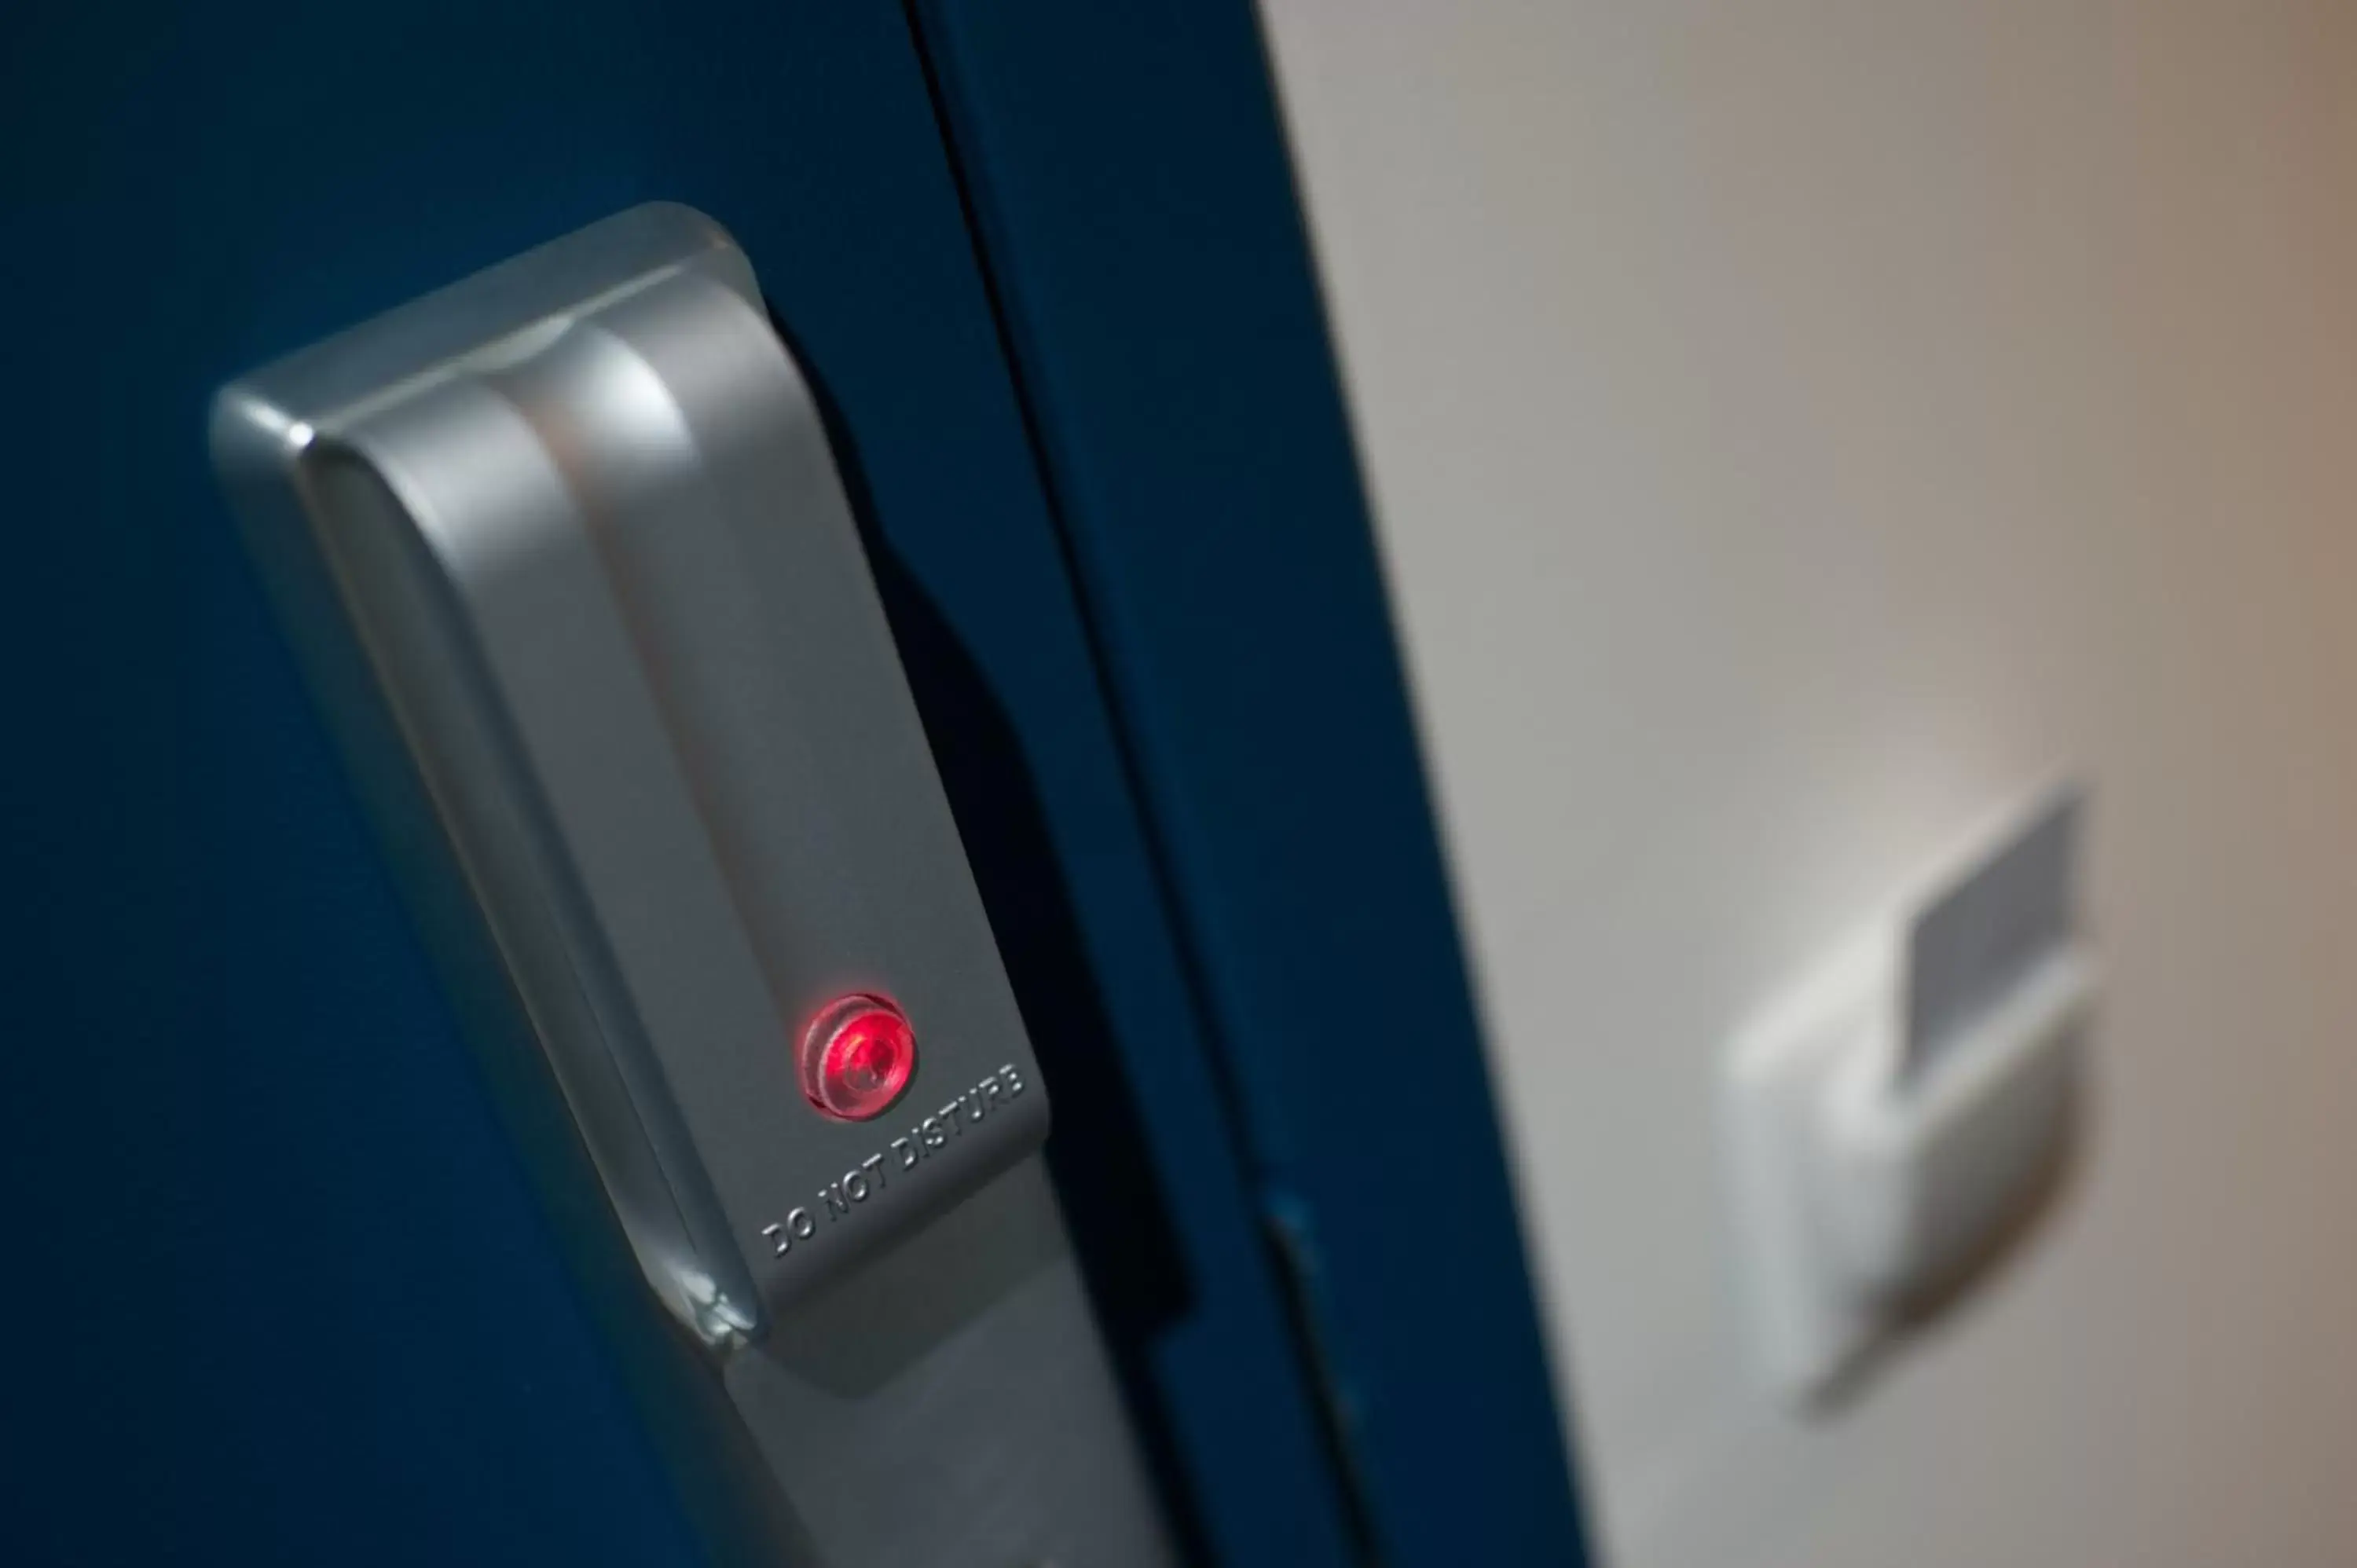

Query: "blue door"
(3, 4), (1585, 1563)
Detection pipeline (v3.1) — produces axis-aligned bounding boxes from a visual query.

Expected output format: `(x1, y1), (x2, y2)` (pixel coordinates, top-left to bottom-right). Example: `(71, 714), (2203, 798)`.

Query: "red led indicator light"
(799, 992), (916, 1122)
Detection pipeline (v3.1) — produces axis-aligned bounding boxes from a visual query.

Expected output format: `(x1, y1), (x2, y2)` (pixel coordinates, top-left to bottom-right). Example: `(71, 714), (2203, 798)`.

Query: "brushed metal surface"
(212, 204), (1172, 1566)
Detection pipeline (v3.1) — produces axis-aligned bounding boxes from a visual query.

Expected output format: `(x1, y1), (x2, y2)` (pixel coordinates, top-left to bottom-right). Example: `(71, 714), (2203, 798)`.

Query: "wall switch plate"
(1724, 786), (2095, 1403)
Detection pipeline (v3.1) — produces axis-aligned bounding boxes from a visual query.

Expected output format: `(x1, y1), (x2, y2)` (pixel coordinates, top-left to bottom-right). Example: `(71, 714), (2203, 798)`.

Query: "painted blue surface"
(2, 2), (1370, 1563)
(4, 11), (738, 1559)
(911, 2), (1595, 1562)
(2, 2), (1575, 1560)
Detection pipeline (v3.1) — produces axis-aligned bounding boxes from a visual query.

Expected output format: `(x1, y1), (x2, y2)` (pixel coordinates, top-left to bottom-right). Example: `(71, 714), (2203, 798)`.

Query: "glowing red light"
(799, 993), (916, 1121)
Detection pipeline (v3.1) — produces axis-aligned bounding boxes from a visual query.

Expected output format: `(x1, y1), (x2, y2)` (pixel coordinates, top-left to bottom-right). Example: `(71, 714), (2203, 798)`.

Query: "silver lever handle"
(212, 203), (1050, 1350)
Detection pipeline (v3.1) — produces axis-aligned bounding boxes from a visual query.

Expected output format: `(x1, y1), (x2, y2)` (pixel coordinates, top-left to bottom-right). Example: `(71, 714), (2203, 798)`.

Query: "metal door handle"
(213, 203), (1051, 1350)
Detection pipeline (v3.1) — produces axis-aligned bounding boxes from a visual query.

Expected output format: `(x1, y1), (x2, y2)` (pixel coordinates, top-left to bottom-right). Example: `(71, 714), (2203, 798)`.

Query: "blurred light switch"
(1724, 786), (2095, 1404)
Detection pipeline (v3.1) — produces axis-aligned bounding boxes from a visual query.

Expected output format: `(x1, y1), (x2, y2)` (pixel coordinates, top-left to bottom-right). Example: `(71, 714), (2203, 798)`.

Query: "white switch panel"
(1724, 787), (2095, 1404)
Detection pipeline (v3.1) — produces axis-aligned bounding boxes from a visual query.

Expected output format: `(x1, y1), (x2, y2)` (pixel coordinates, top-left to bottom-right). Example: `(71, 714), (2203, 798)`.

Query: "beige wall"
(1257, 3), (2357, 1563)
